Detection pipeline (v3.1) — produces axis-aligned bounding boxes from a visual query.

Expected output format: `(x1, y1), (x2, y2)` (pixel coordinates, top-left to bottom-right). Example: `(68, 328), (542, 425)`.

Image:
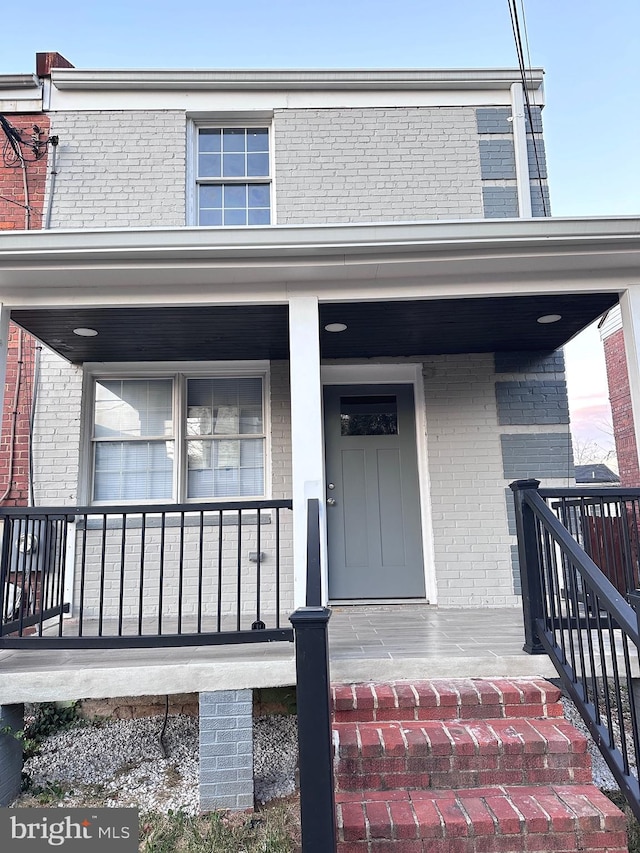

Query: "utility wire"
(507, 0), (549, 216)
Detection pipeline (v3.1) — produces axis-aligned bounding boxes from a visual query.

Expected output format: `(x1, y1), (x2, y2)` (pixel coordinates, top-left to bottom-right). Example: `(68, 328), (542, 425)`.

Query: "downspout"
(43, 135), (59, 230)
(510, 82), (532, 218)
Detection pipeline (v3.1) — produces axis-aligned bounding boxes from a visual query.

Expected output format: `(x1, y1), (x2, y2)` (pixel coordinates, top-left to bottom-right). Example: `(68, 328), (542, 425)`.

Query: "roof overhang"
(0, 217), (638, 308)
(50, 67), (544, 92)
(1, 216), (636, 364)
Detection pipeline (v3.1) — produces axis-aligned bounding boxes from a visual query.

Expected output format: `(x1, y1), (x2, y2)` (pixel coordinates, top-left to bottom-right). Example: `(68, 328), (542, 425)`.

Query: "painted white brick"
(46, 111), (186, 228)
(274, 107), (483, 223)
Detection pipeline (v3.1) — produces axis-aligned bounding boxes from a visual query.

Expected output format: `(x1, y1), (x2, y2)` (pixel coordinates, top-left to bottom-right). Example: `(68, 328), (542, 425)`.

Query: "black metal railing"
(0, 500), (293, 648)
(539, 487), (640, 598)
(290, 498), (336, 853)
(512, 479), (640, 819)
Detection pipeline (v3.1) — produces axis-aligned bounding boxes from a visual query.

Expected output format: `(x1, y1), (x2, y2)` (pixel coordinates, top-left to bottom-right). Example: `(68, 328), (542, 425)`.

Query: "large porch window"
(91, 374), (266, 503)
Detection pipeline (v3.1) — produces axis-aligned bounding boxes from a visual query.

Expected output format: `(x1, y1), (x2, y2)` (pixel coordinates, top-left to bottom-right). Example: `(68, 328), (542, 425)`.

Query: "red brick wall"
(603, 328), (640, 486)
(0, 115), (49, 231)
(0, 113), (49, 504)
(0, 326), (38, 504)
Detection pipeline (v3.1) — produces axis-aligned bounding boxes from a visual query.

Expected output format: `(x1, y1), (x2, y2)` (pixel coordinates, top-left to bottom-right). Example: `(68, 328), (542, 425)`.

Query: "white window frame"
(81, 361), (271, 506)
(187, 116), (276, 228)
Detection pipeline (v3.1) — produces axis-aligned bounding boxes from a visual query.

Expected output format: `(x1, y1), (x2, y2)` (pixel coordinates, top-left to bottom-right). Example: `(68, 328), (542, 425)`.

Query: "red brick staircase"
(332, 678), (627, 852)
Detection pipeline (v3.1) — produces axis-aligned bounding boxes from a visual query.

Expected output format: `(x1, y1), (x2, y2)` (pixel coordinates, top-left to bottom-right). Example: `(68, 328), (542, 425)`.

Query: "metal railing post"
(289, 605), (336, 853)
(510, 478), (546, 654)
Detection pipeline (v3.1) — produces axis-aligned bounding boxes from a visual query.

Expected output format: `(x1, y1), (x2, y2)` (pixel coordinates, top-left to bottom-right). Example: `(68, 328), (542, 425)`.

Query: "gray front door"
(324, 384), (426, 600)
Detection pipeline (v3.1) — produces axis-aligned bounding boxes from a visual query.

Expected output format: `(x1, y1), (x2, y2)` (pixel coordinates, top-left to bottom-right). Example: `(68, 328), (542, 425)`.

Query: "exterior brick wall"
(274, 107), (484, 223)
(0, 113), (49, 507)
(0, 326), (37, 505)
(604, 328), (640, 485)
(45, 111), (186, 229)
(31, 347), (83, 504)
(0, 115), (49, 232)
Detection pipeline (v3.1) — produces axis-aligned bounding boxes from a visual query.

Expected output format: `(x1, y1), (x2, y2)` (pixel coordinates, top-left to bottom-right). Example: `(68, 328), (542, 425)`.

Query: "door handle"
(327, 497), (337, 506)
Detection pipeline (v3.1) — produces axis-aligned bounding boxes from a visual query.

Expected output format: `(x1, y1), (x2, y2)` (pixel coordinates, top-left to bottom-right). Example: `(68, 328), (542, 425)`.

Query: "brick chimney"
(36, 52), (74, 77)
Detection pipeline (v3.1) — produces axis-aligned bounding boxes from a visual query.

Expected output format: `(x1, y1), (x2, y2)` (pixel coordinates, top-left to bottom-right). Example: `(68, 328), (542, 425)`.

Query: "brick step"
(332, 678), (563, 723)
(336, 785), (627, 853)
(334, 718), (591, 791)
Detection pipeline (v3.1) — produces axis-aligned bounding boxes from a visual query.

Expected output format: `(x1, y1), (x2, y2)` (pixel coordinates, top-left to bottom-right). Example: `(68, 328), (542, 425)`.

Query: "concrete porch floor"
(0, 605), (556, 705)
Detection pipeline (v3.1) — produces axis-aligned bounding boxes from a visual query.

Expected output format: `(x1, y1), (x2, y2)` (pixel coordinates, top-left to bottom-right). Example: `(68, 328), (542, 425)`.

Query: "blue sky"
(3, 0), (639, 455)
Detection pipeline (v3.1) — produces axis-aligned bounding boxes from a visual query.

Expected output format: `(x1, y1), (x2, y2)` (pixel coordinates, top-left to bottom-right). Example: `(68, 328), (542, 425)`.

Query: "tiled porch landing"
(0, 606), (556, 705)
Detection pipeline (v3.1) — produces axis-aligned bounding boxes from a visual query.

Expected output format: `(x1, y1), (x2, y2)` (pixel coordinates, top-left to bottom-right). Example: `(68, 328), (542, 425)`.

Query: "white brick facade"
(275, 107), (484, 223)
(46, 110), (186, 229)
(32, 347), (83, 505)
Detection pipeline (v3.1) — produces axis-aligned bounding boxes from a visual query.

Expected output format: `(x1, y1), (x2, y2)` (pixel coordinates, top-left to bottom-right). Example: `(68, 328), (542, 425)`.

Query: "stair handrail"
(512, 478), (640, 820)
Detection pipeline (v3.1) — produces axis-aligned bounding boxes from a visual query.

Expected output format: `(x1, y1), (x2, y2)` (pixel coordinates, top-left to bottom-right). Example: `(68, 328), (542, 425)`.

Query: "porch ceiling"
(11, 293), (618, 364)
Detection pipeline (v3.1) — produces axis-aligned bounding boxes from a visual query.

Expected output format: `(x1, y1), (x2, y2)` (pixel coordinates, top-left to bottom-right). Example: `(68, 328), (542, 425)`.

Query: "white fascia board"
(0, 74), (40, 90)
(48, 88), (532, 112)
(50, 67), (544, 91)
(0, 216), (639, 260)
(0, 217), (638, 307)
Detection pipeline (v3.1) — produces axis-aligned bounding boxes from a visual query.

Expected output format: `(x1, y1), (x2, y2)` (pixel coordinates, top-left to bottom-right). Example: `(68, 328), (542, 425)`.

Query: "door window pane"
(340, 396), (398, 436)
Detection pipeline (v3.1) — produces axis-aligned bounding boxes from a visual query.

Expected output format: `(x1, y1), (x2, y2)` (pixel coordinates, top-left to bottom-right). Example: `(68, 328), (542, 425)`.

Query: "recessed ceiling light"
(325, 323), (347, 333)
(73, 327), (99, 337)
(536, 314), (562, 325)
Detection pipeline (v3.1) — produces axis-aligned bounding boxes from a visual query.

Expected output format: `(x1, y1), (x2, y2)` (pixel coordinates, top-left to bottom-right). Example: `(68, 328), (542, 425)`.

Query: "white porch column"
(288, 295), (326, 608)
(510, 82), (532, 218)
(619, 287), (640, 461)
(0, 306), (10, 437)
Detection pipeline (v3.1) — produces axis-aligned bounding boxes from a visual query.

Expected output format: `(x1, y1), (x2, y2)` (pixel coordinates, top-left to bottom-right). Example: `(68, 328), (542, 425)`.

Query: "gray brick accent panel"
(527, 138), (547, 180)
(501, 433), (574, 480)
(511, 544), (521, 595)
(496, 380), (570, 425)
(476, 108), (512, 134)
(494, 350), (565, 374)
(505, 487), (517, 536)
(525, 107), (544, 134)
(199, 690), (253, 811)
(274, 107), (484, 224)
(531, 183), (551, 217)
(482, 186), (519, 218)
(0, 704), (23, 806)
(479, 140), (516, 179)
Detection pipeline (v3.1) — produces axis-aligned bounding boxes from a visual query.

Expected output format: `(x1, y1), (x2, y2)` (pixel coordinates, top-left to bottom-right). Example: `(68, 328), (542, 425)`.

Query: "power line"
(507, 0), (549, 216)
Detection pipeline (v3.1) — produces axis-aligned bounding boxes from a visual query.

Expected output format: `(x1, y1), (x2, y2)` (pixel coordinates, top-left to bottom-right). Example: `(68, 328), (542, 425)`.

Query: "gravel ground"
(14, 713), (299, 814)
(13, 696), (620, 813)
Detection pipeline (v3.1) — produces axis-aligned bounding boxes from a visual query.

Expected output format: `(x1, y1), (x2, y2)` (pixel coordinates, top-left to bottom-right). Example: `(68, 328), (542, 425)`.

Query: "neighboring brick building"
(0, 65), (52, 505)
(599, 306), (640, 486)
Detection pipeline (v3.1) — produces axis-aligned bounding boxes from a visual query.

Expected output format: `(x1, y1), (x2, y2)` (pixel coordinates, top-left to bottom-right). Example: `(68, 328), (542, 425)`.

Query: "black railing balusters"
(78, 514), (88, 636)
(35, 517), (49, 637)
(138, 513), (147, 636)
(178, 512), (185, 635)
(157, 512), (166, 636)
(118, 513), (127, 636)
(275, 507), (281, 629)
(514, 482), (640, 821)
(237, 510), (243, 632)
(98, 515), (107, 636)
(253, 508), (263, 629)
(0, 499), (293, 649)
(216, 510), (223, 633)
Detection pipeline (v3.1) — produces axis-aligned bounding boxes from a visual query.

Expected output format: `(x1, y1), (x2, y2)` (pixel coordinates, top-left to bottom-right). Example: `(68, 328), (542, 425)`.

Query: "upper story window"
(196, 127), (271, 226)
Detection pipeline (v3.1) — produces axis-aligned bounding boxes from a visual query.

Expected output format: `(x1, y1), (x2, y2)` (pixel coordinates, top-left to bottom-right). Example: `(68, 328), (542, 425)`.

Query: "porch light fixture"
(73, 327), (99, 336)
(325, 323), (347, 332)
(536, 314), (562, 324)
